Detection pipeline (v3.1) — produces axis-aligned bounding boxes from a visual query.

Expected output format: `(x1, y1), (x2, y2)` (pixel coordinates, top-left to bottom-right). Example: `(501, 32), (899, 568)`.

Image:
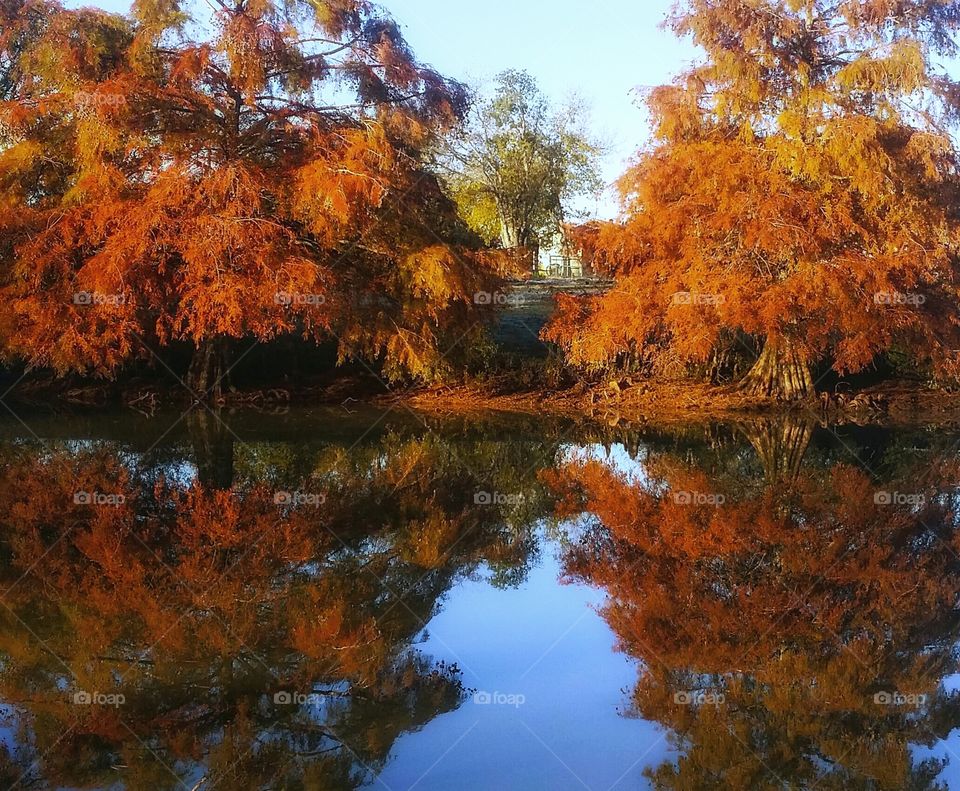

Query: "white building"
(535, 230), (588, 278)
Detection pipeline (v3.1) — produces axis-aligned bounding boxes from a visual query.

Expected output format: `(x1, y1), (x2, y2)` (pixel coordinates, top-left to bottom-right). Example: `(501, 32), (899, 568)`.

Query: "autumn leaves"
(0, 0), (499, 393)
(546, 0), (960, 399)
(4, 0), (960, 402)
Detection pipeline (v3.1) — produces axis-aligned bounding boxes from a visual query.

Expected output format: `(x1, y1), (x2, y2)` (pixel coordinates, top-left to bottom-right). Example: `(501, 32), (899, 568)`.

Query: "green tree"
(439, 70), (602, 259)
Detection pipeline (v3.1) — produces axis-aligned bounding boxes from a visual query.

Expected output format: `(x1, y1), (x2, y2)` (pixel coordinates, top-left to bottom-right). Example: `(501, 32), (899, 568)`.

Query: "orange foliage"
(0, 0), (499, 387)
(545, 0), (960, 396)
(547, 431), (960, 787)
(0, 421), (549, 785)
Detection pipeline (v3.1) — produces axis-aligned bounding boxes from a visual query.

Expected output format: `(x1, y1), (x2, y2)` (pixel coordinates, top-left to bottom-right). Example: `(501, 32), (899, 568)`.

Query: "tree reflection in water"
(0, 414), (562, 789)
(548, 418), (960, 790)
(2, 413), (960, 788)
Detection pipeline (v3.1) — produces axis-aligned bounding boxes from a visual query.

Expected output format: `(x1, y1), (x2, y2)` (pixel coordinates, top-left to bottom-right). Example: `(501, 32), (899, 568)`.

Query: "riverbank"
(391, 379), (960, 427)
(5, 371), (960, 425)
(6, 365), (960, 426)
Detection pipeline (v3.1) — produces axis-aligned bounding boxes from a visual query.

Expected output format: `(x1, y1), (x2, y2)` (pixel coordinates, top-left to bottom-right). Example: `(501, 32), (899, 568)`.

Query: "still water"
(0, 405), (960, 789)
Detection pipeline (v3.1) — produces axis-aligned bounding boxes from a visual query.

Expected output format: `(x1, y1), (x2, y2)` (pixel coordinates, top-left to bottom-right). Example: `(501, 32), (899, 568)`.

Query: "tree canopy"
(546, 0), (960, 399)
(0, 0), (502, 393)
(438, 69), (602, 255)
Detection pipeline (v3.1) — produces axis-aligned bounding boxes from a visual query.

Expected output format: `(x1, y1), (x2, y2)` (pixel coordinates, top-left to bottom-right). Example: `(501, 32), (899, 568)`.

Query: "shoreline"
(7, 375), (960, 427)
(390, 381), (960, 426)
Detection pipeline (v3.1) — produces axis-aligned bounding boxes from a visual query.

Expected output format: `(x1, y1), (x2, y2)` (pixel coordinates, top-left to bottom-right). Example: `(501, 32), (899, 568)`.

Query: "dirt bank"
(387, 379), (960, 427)
(8, 366), (960, 427)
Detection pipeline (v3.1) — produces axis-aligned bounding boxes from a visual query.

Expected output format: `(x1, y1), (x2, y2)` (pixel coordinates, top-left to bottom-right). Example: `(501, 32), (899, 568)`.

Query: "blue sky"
(68, 0), (699, 216)
(384, 0), (698, 215)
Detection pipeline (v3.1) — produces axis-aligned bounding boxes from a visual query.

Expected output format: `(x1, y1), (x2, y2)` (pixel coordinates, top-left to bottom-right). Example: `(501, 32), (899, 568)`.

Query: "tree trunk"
(499, 210), (519, 249)
(739, 337), (813, 400)
(187, 336), (231, 402)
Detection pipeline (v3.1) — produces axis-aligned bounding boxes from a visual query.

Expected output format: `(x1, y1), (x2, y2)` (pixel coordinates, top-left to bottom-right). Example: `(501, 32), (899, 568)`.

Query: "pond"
(0, 405), (959, 789)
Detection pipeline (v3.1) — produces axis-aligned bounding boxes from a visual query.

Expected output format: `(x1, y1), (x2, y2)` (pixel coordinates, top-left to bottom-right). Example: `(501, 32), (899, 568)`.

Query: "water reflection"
(0, 410), (958, 788)
(550, 417), (960, 790)
(0, 411), (564, 788)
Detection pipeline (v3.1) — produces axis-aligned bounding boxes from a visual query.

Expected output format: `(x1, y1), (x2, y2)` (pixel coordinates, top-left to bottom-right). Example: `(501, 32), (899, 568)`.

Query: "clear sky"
(67, 0), (699, 217)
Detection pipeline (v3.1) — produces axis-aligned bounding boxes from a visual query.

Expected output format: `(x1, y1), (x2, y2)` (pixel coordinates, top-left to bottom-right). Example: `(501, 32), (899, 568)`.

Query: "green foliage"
(437, 70), (602, 251)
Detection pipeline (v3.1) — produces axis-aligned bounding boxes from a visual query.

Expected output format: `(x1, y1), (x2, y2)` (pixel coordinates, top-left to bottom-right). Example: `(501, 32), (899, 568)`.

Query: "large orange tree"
(0, 0), (498, 395)
(546, 0), (960, 399)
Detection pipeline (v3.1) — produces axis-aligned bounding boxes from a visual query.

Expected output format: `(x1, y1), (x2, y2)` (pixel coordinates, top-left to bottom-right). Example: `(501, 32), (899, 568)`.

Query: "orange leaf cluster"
(546, 0), (960, 389)
(0, 0), (495, 383)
